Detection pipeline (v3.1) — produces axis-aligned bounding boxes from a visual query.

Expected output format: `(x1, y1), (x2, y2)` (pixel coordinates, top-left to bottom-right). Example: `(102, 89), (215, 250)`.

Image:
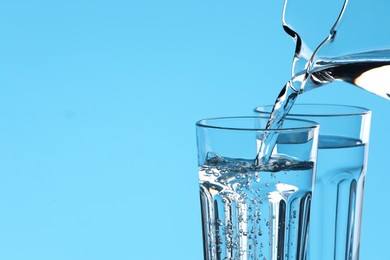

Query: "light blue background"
(1, 1), (389, 259)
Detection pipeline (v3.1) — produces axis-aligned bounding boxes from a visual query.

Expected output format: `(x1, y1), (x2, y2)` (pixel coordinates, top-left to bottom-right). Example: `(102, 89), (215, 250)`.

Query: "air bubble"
(206, 169), (213, 175)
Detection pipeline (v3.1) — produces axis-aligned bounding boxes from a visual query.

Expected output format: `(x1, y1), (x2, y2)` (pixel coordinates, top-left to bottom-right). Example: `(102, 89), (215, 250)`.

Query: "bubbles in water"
(292, 210), (297, 219)
(199, 154), (313, 259)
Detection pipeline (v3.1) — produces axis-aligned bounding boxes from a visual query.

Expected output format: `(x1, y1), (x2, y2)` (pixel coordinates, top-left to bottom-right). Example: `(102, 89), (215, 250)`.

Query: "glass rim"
(254, 103), (371, 118)
(196, 116), (319, 132)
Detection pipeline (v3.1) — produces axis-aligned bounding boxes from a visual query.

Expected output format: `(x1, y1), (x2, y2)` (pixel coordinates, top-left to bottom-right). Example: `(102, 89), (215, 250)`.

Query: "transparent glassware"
(196, 116), (319, 260)
(282, 0), (390, 99)
(254, 104), (371, 260)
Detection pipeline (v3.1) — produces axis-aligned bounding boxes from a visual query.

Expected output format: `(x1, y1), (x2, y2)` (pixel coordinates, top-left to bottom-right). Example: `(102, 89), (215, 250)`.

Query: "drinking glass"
(254, 104), (371, 260)
(196, 116), (319, 260)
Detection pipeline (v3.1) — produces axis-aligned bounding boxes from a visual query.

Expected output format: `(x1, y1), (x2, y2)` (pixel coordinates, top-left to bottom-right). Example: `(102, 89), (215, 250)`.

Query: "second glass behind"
(254, 104), (371, 260)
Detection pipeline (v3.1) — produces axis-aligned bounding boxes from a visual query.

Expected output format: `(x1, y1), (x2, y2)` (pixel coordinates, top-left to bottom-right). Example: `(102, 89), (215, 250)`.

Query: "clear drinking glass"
(254, 104), (371, 260)
(196, 116), (319, 260)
